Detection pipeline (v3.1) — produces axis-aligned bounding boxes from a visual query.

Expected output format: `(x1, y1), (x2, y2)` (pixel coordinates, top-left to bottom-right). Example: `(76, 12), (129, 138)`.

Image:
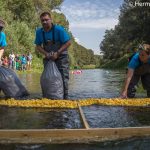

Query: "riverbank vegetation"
(100, 0), (150, 69)
(2, 0), (149, 70)
(100, 55), (128, 69)
(0, 0), (100, 71)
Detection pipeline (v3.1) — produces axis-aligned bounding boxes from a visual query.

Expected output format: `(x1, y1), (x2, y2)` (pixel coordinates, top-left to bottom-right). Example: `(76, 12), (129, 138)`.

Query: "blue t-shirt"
(21, 56), (27, 64)
(34, 25), (70, 45)
(0, 32), (7, 47)
(128, 52), (150, 69)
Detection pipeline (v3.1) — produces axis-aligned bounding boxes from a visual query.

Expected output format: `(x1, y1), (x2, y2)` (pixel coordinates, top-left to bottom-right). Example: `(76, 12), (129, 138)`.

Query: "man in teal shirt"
(0, 19), (7, 65)
(35, 12), (71, 99)
(121, 43), (150, 98)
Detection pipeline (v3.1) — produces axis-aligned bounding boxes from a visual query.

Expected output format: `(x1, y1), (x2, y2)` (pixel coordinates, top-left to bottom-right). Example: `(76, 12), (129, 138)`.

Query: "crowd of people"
(2, 52), (33, 71)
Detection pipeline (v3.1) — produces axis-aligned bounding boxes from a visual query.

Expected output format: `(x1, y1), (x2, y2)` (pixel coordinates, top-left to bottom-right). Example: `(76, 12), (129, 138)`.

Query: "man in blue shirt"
(0, 19), (7, 65)
(34, 12), (71, 99)
(121, 43), (150, 98)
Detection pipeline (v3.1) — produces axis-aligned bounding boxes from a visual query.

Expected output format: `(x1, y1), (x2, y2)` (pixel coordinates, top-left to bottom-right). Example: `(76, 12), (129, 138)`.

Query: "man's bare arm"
(35, 45), (50, 59)
(121, 68), (134, 98)
(0, 47), (4, 60)
(57, 40), (71, 55)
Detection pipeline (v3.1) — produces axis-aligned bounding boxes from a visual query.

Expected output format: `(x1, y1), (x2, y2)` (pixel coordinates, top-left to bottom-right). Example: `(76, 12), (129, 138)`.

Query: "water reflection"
(18, 69), (126, 99)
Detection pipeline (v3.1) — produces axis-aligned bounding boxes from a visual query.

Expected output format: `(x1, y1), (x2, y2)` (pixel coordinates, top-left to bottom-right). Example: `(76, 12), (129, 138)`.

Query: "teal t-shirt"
(21, 56), (27, 64)
(128, 52), (150, 69)
(0, 32), (7, 47)
(34, 25), (70, 45)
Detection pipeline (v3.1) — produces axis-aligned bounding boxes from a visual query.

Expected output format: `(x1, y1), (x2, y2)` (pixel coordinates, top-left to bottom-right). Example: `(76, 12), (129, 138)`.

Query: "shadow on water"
(0, 105), (150, 129)
(0, 107), (82, 129)
(0, 137), (150, 150)
(83, 105), (150, 128)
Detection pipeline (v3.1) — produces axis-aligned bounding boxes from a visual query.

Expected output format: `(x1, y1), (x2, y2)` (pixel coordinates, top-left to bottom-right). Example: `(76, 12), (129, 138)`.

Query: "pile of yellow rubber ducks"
(0, 98), (150, 108)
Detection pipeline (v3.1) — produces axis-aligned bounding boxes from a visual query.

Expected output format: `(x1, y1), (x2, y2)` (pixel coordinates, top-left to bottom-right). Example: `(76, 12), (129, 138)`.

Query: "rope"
(0, 98), (150, 108)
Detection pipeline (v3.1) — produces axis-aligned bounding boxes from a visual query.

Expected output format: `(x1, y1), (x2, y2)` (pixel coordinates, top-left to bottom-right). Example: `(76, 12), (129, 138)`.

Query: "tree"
(100, 0), (150, 60)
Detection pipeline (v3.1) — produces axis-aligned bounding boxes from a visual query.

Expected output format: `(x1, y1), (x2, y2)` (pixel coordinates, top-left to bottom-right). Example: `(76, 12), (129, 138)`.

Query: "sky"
(59, 0), (124, 55)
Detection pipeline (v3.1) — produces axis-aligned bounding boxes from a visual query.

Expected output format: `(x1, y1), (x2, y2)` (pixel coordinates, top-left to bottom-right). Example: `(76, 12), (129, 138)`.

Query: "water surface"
(0, 69), (149, 149)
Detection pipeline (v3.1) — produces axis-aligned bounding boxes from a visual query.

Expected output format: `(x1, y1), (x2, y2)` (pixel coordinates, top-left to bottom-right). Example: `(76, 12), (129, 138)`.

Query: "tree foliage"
(0, 0), (99, 69)
(100, 0), (150, 61)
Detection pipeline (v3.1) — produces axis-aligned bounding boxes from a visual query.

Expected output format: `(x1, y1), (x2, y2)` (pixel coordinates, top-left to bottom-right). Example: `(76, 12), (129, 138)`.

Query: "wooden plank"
(0, 127), (150, 144)
(77, 103), (90, 129)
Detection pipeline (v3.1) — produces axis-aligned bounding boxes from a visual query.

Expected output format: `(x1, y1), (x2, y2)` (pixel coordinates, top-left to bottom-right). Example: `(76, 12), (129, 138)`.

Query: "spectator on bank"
(21, 54), (27, 71)
(9, 51), (15, 69)
(27, 52), (33, 70)
(2, 56), (8, 67)
(0, 18), (7, 65)
(15, 54), (20, 70)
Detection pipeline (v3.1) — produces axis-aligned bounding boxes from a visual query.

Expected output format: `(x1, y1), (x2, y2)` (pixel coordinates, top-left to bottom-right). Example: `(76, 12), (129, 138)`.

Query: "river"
(0, 69), (150, 150)
(18, 69), (125, 99)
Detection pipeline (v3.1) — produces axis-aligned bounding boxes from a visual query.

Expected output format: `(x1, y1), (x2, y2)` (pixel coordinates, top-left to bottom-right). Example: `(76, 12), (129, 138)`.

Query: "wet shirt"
(0, 32), (7, 47)
(34, 25), (70, 46)
(128, 52), (150, 69)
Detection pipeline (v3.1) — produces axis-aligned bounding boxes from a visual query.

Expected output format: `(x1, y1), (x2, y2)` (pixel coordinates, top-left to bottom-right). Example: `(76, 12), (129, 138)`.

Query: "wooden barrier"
(0, 100), (150, 144)
(0, 127), (150, 144)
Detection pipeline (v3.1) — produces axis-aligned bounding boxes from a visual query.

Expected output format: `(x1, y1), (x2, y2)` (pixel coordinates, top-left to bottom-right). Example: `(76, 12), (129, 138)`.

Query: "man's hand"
(50, 52), (60, 61)
(120, 69), (134, 99)
(120, 90), (128, 99)
(45, 52), (51, 59)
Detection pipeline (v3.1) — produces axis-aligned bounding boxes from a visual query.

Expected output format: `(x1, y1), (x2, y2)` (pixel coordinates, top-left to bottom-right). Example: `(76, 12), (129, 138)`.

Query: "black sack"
(40, 60), (64, 99)
(0, 66), (29, 98)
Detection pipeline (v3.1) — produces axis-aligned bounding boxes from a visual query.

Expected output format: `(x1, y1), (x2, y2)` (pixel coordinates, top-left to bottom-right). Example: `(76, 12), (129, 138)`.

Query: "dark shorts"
(128, 64), (150, 97)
